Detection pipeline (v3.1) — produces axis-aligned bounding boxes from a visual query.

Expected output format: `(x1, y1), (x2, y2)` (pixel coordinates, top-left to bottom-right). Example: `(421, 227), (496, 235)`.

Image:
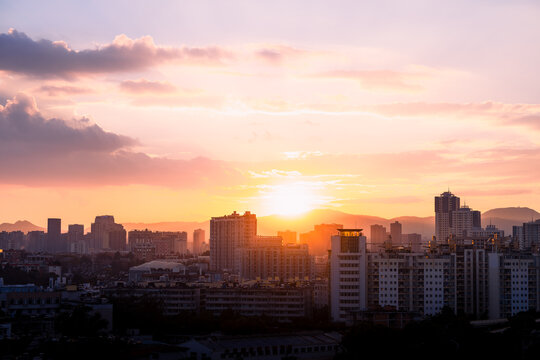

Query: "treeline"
(336, 308), (540, 360)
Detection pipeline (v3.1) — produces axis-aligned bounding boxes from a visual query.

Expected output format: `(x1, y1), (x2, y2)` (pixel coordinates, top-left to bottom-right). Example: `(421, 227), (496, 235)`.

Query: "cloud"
(367, 102), (540, 130)
(0, 29), (230, 78)
(0, 93), (136, 154)
(37, 85), (93, 96)
(119, 79), (176, 94)
(255, 45), (308, 64)
(0, 94), (242, 187)
(315, 69), (425, 91)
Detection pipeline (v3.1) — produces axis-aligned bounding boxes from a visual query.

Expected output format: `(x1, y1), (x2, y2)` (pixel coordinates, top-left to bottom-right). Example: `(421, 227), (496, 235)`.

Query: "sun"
(264, 184), (316, 216)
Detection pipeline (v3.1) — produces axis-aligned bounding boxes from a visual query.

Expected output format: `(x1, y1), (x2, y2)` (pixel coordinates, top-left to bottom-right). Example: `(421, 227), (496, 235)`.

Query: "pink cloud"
(119, 79), (176, 94)
(315, 69), (425, 91)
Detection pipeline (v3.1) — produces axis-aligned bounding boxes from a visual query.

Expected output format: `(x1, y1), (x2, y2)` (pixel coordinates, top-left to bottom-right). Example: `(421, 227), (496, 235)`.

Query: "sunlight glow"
(264, 184), (317, 216)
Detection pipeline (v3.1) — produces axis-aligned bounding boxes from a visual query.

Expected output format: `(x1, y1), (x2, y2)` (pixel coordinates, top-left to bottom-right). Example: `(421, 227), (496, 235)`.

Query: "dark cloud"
(119, 79), (176, 94)
(0, 93), (136, 154)
(0, 29), (230, 78)
(0, 94), (242, 187)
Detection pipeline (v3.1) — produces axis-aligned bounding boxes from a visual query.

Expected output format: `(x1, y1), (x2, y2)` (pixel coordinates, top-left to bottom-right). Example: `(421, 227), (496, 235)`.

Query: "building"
(522, 220), (540, 250)
(239, 236), (312, 281)
(106, 282), (314, 321)
(434, 191), (460, 242)
(129, 230), (188, 257)
(26, 231), (46, 253)
(329, 229), (367, 323)
(370, 224), (387, 247)
(278, 230), (297, 244)
(90, 215), (126, 251)
(0, 231), (24, 251)
(390, 221), (402, 246)
(402, 233), (422, 252)
(0, 283), (61, 317)
(209, 211), (257, 273)
(488, 252), (539, 318)
(47, 218), (61, 253)
(179, 332), (341, 360)
(193, 228), (205, 255)
(204, 285), (313, 320)
(300, 224), (343, 256)
(67, 224), (84, 253)
(330, 230), (540, 323)
(451, 205), (482, 238)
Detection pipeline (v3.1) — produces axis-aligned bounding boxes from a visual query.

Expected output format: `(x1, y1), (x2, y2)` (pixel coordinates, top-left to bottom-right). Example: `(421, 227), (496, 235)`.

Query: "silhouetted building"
(47, 218), (61, 253)
(277, 230), (297, 244)
(209, 211), (257, 273)
(390, 221), (402, 246)
(193, 228), (205, 255)
(300, 223), (343, 256)
(90, 215), (126, 251)
(26, 231), (46, 252)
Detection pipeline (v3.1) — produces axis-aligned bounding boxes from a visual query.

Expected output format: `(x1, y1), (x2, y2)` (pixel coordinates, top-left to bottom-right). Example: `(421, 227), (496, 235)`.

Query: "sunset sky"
(1, 1), (539, 228)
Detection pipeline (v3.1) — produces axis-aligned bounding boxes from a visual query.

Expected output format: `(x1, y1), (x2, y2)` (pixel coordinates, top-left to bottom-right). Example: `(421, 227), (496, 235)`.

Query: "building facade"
(209, 211), (257, 273)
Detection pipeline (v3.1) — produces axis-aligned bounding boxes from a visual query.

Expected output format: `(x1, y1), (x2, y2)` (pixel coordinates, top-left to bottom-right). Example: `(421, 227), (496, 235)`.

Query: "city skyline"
(1, 1), (540, 226)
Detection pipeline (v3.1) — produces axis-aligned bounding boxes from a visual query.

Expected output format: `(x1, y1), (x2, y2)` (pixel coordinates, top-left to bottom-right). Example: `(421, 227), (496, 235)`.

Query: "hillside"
(0, 220), (44, 233)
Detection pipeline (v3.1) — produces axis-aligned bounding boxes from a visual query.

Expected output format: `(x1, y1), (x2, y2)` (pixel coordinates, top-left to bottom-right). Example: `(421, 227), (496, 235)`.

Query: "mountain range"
(3, 207), (538, 242)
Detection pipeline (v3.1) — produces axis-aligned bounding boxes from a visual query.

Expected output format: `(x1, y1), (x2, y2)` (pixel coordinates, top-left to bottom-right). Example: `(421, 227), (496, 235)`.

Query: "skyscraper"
(47, 218), (61, 253)
(193, 228), (205, 255)
(434, 191), (460, 242)
(209, 211), (257, 273)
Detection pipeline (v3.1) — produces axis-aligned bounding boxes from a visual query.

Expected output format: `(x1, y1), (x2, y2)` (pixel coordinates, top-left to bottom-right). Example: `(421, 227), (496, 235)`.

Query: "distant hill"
(483, 207), (540, 222)
(481, 207), (540, 235)
(0, 220), (44, 233)
(257, 209), (434, 240)
(5, 206), (536, 243)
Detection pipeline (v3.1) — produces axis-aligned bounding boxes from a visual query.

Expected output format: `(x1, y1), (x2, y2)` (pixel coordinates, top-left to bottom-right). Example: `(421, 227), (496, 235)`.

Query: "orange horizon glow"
(1, 2), (539, 227)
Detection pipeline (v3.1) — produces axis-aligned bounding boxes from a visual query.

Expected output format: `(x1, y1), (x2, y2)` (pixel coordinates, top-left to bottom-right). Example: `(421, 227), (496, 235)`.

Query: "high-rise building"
(90, 215), (126, 251)
(329, 229), (367, 323)
(193, 229), (205, 255)
(47, 218), (61, 253)
(370, 225), (387, 244)
(277, 230), (297, 244)
(434, 191), (460, 242)
(67, 224), (84, 243)
(390, 221), (402, 245)
(209, 211), (257, 273)
(449, 206), (482, 239)
(67, 224), (85, 254)
(522, 220), (540, 250)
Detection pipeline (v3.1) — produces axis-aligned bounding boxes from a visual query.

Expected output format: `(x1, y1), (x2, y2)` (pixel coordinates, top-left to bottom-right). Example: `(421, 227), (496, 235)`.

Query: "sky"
(0, 0), (539, 228)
